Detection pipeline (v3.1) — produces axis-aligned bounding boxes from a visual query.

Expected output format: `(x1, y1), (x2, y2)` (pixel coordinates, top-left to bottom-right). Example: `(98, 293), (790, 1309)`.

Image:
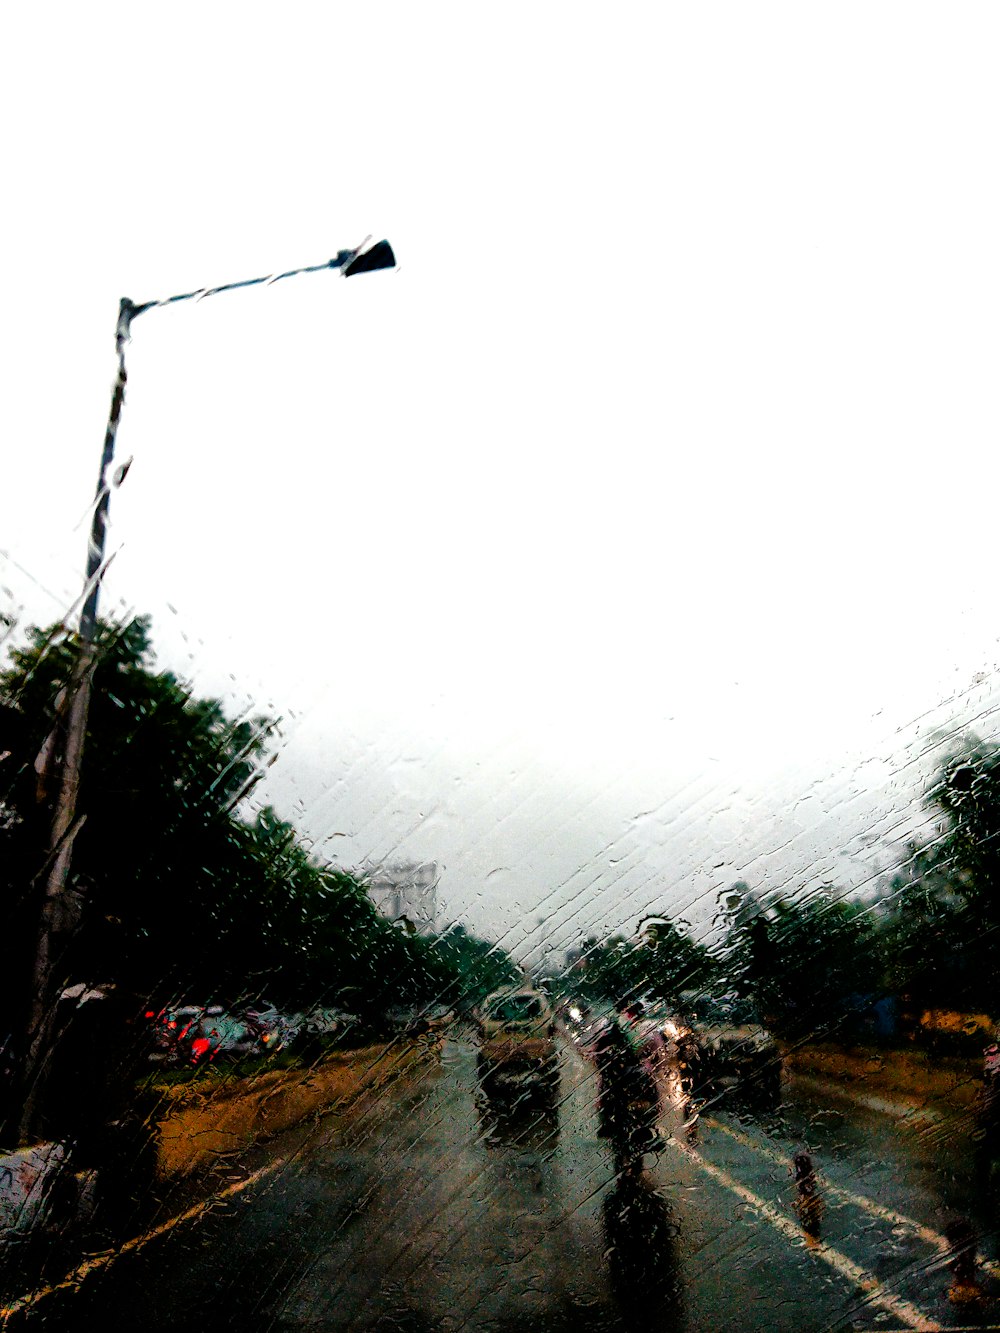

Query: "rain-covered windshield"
(486, 994), (545, 1023)
(4, 11), (1000, 1332)
(682, 995), (760, 1027)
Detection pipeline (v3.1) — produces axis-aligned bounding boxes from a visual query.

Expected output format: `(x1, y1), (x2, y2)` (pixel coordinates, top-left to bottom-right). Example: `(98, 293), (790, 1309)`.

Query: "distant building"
(363, 861), (439, 937)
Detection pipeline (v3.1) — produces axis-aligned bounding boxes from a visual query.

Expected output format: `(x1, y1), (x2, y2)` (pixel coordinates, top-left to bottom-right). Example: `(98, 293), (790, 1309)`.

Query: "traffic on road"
(5, 994), (1000, 1332)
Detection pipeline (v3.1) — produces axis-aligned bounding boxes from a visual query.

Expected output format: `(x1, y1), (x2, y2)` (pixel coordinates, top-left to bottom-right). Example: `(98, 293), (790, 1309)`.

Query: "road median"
(782, 1041), (982, 1114)
(154, 1038), (438, 1178)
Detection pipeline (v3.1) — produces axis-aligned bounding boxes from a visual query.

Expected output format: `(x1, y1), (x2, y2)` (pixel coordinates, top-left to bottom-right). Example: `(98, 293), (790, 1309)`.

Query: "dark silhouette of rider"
(592, 1001), (657, 1141)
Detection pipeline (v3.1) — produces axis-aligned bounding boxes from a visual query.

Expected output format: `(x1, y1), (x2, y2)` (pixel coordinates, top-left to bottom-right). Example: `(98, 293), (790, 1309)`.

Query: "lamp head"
(340, 239), (396, 277)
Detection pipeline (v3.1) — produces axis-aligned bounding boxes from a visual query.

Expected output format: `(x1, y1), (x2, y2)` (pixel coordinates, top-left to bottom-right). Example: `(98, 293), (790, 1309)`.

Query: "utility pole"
(18, 300), (130, 1143)
(18, 242), (396, 1145)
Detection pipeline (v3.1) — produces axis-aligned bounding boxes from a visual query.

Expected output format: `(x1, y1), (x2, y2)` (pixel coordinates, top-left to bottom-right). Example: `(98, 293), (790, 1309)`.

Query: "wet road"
(6, 1033), (1000, 1332)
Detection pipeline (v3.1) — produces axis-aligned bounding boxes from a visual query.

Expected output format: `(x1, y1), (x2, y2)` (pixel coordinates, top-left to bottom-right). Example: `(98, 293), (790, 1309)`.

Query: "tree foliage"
(563, 918), (717, 1005)
(726, 891), (883, 1036)
(429, 925), (521, 1008)
(877, 734), (1000, 1012)
(0, 616), (485, 1024)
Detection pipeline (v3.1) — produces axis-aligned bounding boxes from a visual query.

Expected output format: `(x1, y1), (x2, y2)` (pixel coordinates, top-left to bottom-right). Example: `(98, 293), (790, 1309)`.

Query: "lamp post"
(20, 239), (396, 1143)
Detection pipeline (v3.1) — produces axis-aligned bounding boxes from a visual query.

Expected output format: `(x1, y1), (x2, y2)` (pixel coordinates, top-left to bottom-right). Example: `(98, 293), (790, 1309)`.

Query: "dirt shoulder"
(152, 1038), (440, 1178)
(782, 1041), (985, 1112)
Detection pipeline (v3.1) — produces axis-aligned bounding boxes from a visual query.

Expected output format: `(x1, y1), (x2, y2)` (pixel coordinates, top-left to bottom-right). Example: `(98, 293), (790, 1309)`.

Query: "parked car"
(244, 1002), (301, 1053)
(303, 1007), (350, 1037)
(383, 1005), (454, 1039)
(475, 988), (560, 1105)
(190, 1006), (262, 1062)
(146, 1005), (207, 1065)
(671, 992), (782, 1111)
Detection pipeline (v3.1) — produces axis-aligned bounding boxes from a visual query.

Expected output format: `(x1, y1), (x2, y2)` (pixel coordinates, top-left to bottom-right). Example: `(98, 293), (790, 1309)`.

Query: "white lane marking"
(792, 1074), (944, 1124)
(703, 1118), (957, 1253)
(570, 1045), (954, 1327)
(1, 1047), (437, 1322)
(675, 1143), (943, 1332)
(564, 1036), (943, 1330)
(0, 1155), (286, 1323)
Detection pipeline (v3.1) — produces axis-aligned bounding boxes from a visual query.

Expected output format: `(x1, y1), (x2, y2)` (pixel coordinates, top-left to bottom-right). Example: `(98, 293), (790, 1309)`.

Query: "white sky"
(3, 4), (1000, 965)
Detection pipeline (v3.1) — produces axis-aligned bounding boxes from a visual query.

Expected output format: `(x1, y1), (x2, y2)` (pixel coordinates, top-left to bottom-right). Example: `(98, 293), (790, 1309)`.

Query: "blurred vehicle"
(672, 992), (781, 1110)
(290, 1006), (363, 1060)
(561, 999), (591, 1038)
(591, 1011), (661, 1165)
(146, 1005), (205, 1065)
(383, 1005), (454, 1039)
(977, 1023), (1000, 1173)
(409, 1004), (453, 1042)
(303, 1007), (351, 1037)
(420, 1004), (454, 1034)
(191, 1006), (262, 1063)
(562, 1000), (615, 1052)
(147, 996), (451, 1070)
(619, 1000), (672, 1072)
(147, 1004), (269, 1065)
(475, 988), (559, 1105)
(244, 1002), (300, 1053)
(986, 1028), (1000, 1082)
(835, 993), (898, 1043)
(606, 1073), (661, 1169)
(915, 1008), (994, 1053)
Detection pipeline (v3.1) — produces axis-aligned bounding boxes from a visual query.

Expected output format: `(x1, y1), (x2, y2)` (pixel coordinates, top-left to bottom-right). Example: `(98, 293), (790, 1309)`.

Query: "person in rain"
(602, 1162), (682, 1321)
(620, 999), (668, 1071)
(592, 1000), (660, 1146)
(42, 982), (161, 1240)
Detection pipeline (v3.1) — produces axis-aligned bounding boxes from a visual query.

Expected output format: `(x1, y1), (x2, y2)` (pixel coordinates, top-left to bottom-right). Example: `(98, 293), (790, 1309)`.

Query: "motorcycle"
(598, 1058), (662, 1169)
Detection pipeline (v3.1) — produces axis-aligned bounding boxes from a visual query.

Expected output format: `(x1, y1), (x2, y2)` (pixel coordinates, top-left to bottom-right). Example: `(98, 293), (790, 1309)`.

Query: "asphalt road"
(5, 1033), (1000, 1332)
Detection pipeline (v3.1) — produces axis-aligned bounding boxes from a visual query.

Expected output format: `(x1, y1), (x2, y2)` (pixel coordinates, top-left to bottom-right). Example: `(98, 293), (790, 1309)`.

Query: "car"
(146, 1004), (209, 1065)
(303, 1006), (350, 1037)
(243, 1002), (301, 1053)
(671, 992), (782, 1111)
(474, 988), (560, 1105)
(382, 1005), (451, 1038)
(192, 1007), (262, 1062)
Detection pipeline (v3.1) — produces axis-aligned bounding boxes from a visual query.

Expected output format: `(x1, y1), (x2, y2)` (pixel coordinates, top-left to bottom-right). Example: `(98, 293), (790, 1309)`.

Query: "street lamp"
(20, 239), (396, 1142)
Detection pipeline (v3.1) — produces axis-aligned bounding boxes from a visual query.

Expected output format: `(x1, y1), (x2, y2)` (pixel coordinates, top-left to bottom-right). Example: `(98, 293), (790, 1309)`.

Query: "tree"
(563, 919), (715, 1005)
(428, 925), (520, 1009)
(1, 616), (282, 1000)
(879, 733), (1000, 1013)
(637, 916), (718, 1000)
(725, 890), (883, 1036)
(1, 615), (514, 1012)
(0, 614), (462, 1145)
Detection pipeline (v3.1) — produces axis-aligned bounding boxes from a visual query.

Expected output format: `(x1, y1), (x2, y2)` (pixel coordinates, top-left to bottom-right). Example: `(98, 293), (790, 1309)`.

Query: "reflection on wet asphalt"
(602, 1165), (682, 1328)
(9, 1035), (1000, 1332)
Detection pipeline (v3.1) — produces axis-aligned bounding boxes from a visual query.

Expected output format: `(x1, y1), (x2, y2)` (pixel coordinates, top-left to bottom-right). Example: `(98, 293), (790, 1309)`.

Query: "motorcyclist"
(592, 1001), (660, 1152)
(620, 999), (667, 1070)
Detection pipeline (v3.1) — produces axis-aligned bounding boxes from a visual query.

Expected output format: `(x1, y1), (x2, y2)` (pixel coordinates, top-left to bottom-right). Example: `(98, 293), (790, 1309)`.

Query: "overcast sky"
(3, 4), (999, 963)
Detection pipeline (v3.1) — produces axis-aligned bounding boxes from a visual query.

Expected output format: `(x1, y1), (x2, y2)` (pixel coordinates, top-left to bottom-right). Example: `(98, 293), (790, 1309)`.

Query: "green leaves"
(0, 615), (451, 1014)
(880, 733), (1000, 1011)
(429, 925), (520, 1008)
(562, 922), (716, 1006)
